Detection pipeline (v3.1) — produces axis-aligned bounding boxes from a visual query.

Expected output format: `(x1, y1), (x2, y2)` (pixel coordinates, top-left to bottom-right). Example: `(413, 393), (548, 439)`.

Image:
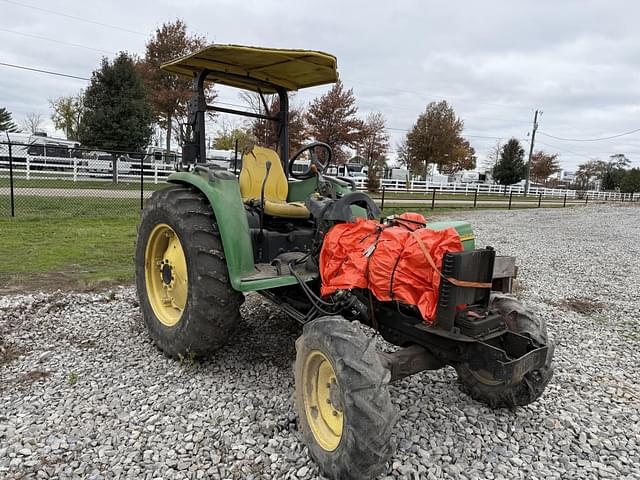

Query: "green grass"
(0, 199), (139, 290)
(0, 195), (142, 217)
(0, 176), (167, 191)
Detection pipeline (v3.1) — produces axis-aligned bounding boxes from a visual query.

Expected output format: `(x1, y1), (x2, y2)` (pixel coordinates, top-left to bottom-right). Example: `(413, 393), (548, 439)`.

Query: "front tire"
(455, 294), (554, 408)
(294, 317), (397, 480)
(135, 185), (242, 358)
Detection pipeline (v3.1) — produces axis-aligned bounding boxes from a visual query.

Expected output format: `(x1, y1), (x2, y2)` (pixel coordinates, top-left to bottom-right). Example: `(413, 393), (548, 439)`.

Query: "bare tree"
(23, 112), (44, 134)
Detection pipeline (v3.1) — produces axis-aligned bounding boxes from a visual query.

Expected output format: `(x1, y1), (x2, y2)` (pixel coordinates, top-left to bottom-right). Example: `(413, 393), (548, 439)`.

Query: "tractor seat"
(239, 146), (310, 219)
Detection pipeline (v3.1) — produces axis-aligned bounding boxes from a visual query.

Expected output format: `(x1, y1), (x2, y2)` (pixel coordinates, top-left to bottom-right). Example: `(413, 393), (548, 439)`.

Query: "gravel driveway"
(1, 204), (639, 479)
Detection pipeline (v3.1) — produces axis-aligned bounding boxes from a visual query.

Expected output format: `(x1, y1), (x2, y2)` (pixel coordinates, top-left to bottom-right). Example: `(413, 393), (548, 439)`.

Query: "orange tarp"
(320, 214), (463, 323)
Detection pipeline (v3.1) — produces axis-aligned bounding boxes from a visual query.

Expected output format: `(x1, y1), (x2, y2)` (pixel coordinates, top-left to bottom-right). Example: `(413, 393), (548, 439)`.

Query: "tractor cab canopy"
(161, 44), (338, 168)
(161, 44), (338, 93)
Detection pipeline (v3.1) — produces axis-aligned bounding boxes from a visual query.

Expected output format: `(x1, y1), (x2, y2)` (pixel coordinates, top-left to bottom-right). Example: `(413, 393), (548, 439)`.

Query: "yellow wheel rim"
(302, 350), (344, 451)
(144, 223), (188, 327)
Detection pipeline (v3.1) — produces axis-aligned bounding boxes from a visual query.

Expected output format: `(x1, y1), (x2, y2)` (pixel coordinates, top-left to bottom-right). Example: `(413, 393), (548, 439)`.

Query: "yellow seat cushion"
(239, 146), (310, 219)
(263, 199), (309, 218)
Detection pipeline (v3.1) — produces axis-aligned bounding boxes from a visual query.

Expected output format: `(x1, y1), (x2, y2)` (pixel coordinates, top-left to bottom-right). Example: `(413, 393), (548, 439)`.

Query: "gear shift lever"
(258, 160), (272, 242)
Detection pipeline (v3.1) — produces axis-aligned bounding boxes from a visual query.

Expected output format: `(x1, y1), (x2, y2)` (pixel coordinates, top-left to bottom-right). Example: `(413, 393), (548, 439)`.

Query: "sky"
(1, 0), (640, 172)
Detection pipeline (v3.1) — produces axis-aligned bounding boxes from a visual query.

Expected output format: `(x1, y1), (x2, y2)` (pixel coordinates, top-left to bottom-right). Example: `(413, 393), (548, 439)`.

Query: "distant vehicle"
(384, 167), (409, 180)
(451, 171), (488, 183)
(1, 132), (80, 170)
(84, 151), (132, 175)
(326, 163), (368, 178)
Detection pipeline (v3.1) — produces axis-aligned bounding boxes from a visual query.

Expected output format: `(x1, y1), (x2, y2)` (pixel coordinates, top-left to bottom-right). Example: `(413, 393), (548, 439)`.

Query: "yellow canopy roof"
(161, 44), (338, 93)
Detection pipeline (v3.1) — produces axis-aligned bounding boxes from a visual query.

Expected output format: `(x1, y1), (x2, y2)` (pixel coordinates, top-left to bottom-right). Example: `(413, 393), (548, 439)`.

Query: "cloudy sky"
(2, 0), (639, 171)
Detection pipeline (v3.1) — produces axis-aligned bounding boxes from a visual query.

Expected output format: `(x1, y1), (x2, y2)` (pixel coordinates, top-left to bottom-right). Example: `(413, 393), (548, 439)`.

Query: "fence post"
(154, 163), (158, 185)
(73, 158), (77, 182)
(431, 187), (436, 210)
(112, 154), (118, 184)
(26, 155), (30, 180)
(585, 194), (588, 205)
(381, 186), (385, 210)
(563, 193), (567, 207)
(474, 185), (479, 208)
(7, 137), (15, 217)
(140, 158), (144, 210)
(234, 138), (239, 175)
(508, 191), (513, 210)
(538, 192), (542, 208)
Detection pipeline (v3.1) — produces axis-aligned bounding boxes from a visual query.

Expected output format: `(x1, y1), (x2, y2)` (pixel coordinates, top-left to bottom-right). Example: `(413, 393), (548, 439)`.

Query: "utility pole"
(524, 109), (540, 196)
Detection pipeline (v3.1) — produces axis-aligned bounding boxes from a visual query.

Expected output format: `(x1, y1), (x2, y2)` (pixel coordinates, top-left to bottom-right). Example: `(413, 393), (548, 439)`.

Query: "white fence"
(354, 178), (640, 202)
(0, 154), (175, 184)
(1, 153), (639, 202)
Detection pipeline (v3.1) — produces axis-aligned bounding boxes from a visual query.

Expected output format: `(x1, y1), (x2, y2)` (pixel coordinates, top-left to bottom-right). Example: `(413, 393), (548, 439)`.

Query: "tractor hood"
(161, 44), (338, 93)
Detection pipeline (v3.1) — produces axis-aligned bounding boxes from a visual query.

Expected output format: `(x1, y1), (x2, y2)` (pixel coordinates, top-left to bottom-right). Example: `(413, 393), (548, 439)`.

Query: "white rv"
(1, 132), (80, 169)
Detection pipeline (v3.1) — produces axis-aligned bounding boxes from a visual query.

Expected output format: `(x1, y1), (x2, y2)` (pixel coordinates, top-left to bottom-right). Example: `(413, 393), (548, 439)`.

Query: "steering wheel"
(288, 142), (333, 179)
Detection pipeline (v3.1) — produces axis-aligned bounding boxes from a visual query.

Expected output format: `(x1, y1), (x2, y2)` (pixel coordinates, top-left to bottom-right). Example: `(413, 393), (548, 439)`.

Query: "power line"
(0, 62), (89, 80)
(539, 128), (640, 142)
(0, 26), (114, 54)
(0, 0), (147, 36)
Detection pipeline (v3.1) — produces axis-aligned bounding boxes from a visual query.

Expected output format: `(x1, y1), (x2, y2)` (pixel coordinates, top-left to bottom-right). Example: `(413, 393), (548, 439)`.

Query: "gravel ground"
(1, 204), (639, 479)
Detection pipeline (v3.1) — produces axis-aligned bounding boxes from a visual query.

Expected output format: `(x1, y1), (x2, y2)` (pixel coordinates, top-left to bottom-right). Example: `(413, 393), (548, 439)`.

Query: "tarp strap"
(410, 231), (493, 289)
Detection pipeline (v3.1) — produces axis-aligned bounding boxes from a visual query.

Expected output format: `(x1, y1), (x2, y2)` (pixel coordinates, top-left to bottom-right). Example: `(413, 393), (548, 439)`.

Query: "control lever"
(311, 163), (336, 199)
(258, 160), (272, 242)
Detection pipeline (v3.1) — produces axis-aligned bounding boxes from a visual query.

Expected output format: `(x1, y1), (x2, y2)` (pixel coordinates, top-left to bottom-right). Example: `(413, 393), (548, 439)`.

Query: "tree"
(50, 94), (85, 140)
(493, 138), (526, 185)
(80, 53), (153, 152)
(440, 139), (476, 174)
(214, 120), (256, 152)
(575, 159), (605, 190)
(396, 138), (410, 167)
(482, 141), (502, 177)
(601, 154), (630, 190)
(620, 168), (640, 193)
(357, 112), (390, 192)
(242, 93), (307, 156)
(137, 20), (208, 154)
(306, 79), (364, 163)
(530, 150), (561, 185)
(22, 112), (44, 134)
(0, 107), (19, 132)
(404, 100), (475, 177)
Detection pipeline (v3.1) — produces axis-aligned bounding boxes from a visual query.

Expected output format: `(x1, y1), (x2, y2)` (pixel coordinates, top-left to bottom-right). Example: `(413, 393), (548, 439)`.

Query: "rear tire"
(135, 185), (242, 358)
(455, 294), (554, 408)
(294, 317), (397, 480)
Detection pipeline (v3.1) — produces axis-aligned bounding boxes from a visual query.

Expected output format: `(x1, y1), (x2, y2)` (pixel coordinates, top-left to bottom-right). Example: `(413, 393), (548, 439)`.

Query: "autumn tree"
(356, 112), (389, 191)
(530, 150), (561, 185)
(0, 107), (19, 132)
(404, 100), (475, 176)
(80, 53), (153, 152)
(306, 79), (364, 164)
(50, 94), (85, 140)
(137, 20), (208, 154)
(493, 138), (526, 185)
(242, 93), (307, 156)
(22, 112), (44, 134)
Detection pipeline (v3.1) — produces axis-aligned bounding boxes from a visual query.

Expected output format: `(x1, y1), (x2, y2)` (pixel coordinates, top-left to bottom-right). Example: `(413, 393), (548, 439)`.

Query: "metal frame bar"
(188, 68), (290, 173)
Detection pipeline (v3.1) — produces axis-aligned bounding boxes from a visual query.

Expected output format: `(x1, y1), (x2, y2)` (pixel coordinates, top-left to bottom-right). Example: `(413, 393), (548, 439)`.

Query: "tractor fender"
(167, 170), (254, 291)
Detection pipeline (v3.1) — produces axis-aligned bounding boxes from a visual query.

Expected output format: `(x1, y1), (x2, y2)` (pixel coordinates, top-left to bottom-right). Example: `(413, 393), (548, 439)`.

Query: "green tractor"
(135, 45), (554, 480)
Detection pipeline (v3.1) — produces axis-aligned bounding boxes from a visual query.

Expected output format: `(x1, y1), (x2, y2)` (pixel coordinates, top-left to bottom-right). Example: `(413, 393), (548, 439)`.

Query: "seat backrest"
(239, 146), (289, 202)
